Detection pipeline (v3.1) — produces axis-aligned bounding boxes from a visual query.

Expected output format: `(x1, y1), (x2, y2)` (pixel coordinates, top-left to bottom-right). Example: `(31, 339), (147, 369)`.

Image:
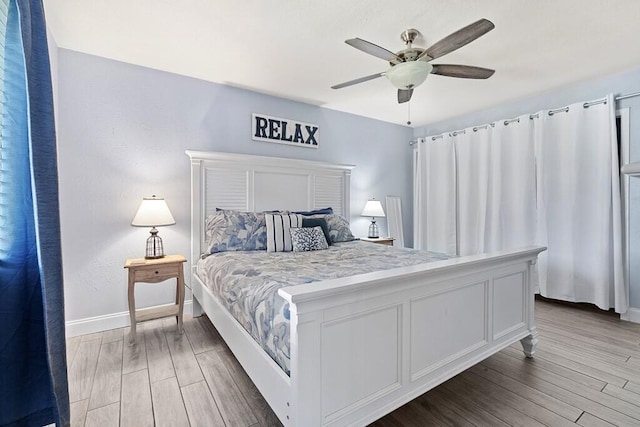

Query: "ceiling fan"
(331, 19), (496, 104)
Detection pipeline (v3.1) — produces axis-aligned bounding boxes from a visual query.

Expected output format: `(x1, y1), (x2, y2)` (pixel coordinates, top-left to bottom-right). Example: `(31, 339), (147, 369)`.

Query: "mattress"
(196, 240), (450, 374)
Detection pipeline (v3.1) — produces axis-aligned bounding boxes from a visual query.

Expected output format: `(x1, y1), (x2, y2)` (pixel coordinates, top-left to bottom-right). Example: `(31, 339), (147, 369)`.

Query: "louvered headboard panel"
(314, 175), (346, 217)
(204, 168), (248, 212)
(186, 151), (354, 262)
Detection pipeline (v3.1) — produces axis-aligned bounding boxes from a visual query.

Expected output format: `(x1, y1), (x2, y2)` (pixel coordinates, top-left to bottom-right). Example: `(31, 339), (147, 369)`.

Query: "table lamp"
(131, 195), (176, 259)
(361, 198), (385, 238)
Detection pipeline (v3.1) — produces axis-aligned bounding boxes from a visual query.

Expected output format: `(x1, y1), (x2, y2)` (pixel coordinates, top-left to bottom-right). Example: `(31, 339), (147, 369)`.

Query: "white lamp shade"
(361, 199), (385, 218)
(385, 61), (433, 89)
(131, 196), (176, 227)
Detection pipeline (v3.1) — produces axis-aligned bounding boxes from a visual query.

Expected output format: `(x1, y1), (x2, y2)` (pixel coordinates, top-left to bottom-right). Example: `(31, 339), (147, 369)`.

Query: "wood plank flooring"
(67, 298), (640, 426)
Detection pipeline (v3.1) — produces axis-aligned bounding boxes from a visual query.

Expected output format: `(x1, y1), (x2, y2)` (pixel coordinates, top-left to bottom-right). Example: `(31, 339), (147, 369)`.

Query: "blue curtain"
(0, 0), (69, 425)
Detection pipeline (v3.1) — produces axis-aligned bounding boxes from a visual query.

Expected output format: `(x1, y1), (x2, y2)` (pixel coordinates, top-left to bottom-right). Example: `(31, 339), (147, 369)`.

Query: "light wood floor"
(66, 298), (640, 426)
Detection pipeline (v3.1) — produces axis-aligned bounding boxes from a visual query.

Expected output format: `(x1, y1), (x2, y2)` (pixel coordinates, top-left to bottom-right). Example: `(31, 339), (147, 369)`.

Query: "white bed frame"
(186, 150), (545, 426)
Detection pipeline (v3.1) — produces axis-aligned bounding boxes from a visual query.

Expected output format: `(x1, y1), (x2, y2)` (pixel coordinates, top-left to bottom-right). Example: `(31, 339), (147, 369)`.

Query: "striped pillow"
(265, 213), (303, 252)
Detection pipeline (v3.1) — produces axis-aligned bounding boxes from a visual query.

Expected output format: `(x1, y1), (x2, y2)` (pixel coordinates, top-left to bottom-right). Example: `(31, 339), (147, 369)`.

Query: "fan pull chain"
(407, 101), (412, 126)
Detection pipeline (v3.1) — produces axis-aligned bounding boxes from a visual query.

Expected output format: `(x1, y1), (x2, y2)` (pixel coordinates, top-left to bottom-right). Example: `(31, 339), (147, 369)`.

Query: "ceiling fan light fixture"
(385, 61), (433, 89)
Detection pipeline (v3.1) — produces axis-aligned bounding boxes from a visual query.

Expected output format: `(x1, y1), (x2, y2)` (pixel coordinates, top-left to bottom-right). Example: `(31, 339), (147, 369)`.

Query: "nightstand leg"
(177, 268), (185, 334)
(175, 281), (179, 324)
(127, 272), (137, 345)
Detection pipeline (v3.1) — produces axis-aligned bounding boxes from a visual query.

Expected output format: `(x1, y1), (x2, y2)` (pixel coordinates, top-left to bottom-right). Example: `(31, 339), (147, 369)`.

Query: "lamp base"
(145, 227), (166, 259)
(368, 220), (379, 239)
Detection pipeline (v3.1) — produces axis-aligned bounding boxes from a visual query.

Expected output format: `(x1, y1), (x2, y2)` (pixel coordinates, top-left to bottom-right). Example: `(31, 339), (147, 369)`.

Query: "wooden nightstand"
(124, 254), (187, 344)
(360, 237), (395, 246)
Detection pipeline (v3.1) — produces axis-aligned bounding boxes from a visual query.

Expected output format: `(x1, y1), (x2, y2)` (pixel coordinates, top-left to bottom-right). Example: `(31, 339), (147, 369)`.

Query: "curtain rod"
(616, 90), (640, 101)
(409, 90), (640, 146)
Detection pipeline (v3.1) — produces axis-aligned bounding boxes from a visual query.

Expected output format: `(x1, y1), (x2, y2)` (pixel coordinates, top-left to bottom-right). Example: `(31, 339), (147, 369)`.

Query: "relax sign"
(252, 113), (319, 148)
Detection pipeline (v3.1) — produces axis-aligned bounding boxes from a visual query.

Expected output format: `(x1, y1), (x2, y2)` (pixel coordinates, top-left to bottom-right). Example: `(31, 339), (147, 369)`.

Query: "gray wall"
(57, 49), (413, 324)
(414, 66), (640, 309)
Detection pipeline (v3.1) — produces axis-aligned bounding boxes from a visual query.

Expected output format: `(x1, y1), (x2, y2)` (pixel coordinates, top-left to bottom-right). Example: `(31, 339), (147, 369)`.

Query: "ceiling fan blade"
(345, 38), (402, 62)
(431, 64), (495, 79)
(418, 19), (495, 61)
(331, 72), (385, 89)
(398, 88), (413, 104)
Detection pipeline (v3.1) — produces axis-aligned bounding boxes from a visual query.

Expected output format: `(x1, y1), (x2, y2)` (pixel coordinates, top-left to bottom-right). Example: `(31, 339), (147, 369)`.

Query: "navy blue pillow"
(216, 208), (282, 213)
(294, 207), (333, 216)
(302, 217), (332, 246)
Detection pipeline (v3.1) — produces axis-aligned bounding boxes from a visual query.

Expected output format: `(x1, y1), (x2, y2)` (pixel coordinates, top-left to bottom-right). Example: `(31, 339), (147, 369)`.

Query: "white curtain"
(455, 128), (491, 256)
(414, 94), (627, 313)
(535, 94), (625, 312)
(413, 137), (457, 254)
(413, 121), (537, 257)
(485, 115), (538, 253)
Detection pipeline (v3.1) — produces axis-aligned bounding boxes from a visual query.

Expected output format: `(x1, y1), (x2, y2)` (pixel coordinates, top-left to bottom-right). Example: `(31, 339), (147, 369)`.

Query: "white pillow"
(265, 213), (303, 252)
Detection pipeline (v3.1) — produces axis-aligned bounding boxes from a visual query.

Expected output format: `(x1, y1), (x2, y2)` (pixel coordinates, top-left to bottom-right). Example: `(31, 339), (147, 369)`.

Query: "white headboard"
(186, 150), (355, 263)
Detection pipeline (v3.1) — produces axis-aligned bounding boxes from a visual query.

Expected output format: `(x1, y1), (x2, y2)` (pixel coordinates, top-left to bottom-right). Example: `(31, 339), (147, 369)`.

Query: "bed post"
(287, 304), (322, 426)
(521, 330), (539, 358)
(520, 258), (539, 358)
(189, 154), (204, 317)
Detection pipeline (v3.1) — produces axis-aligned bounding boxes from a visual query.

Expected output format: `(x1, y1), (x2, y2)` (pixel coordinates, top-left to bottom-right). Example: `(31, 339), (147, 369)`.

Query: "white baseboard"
(620, 306), (640, 323)
(65, 300), (193, 337)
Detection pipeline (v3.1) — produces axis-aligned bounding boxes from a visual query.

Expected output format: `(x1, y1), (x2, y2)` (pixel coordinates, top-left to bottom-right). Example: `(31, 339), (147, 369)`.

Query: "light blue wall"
(414, 66), (640, 309)
(57, 49), (413, 324)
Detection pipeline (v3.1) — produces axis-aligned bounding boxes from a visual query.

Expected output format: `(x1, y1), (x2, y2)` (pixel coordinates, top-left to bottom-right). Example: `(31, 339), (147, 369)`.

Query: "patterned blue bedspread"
(196, 241), (450, 375)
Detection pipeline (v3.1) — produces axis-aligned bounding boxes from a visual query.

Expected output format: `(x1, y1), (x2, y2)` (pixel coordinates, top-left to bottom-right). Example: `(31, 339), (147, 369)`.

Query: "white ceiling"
(43, 0), (640, 127)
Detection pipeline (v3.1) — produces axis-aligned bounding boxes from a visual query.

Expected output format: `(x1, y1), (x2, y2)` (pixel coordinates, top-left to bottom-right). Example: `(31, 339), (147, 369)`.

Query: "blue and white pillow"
(311, 214), (356, 243)
(290, 226), (329, 252)
(205, 210), (267, 253)
(265, 213), (303, 252)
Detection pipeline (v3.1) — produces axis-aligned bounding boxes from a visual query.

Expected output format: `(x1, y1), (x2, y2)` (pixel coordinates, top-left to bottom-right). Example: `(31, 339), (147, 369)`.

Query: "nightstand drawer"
(133, 264), (179, 282)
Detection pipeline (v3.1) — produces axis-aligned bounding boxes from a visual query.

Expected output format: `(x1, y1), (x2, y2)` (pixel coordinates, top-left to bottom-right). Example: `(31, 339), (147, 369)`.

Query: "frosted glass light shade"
(385, 61), (433, 89)
(131, 196), (176, 227)
(361, 199), (386, 218)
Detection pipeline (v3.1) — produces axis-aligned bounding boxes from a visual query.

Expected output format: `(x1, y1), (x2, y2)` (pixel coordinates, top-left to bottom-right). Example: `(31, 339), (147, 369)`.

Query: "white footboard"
(278, 246), (544, 426)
